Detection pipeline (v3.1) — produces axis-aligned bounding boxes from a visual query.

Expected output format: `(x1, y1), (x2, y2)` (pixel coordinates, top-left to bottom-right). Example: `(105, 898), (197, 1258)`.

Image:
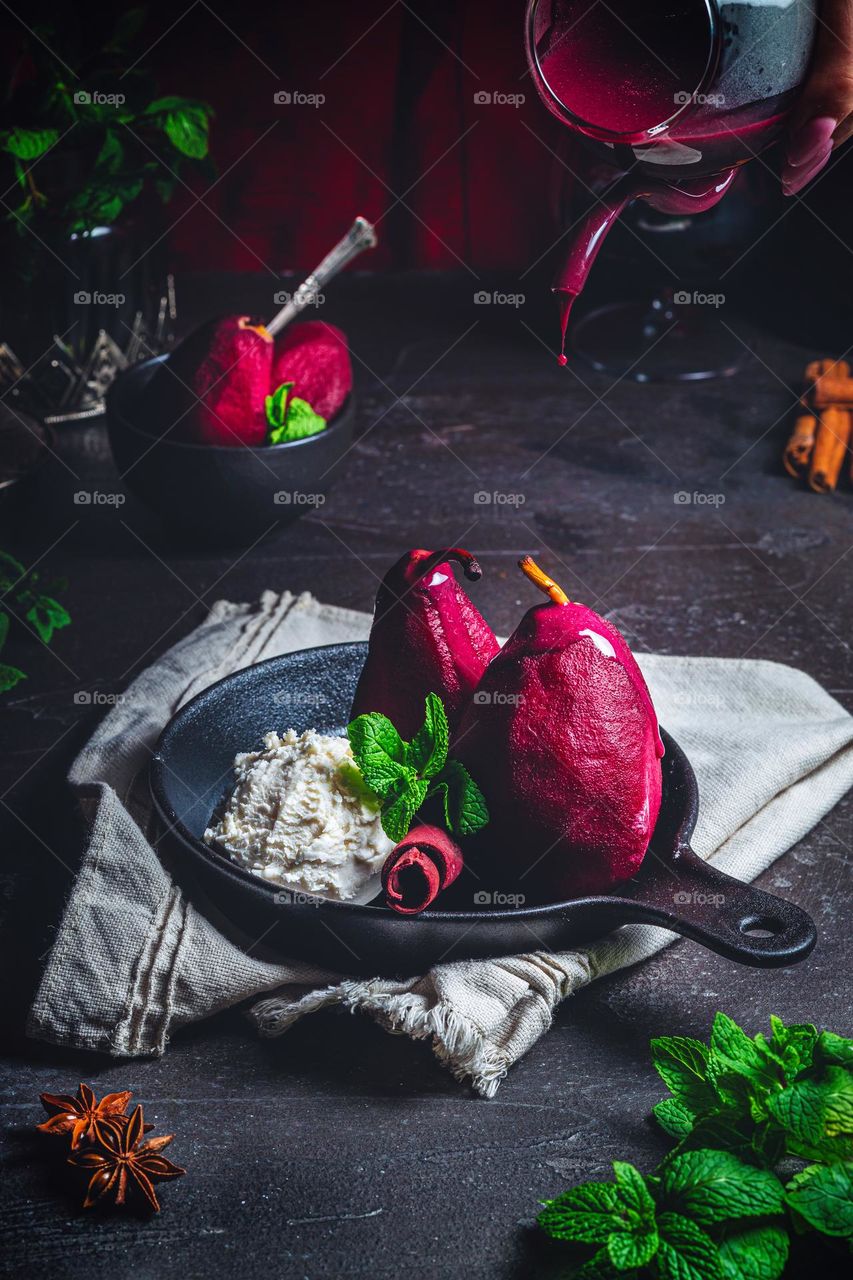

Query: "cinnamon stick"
(806, 358), (853, 408)
(783, 412), (817, 477)
(808, 406), (852, 494)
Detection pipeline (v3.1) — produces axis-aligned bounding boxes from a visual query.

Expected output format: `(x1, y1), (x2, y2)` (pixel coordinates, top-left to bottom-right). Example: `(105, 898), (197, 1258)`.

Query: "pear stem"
(518, 556), (570, 605)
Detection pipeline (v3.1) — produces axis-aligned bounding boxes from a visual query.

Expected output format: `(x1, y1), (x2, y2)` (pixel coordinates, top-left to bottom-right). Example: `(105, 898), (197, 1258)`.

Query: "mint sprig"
(265, 380), (327, 444)
(346, 692), (489, 844)
(538, 1014), (853, 1278)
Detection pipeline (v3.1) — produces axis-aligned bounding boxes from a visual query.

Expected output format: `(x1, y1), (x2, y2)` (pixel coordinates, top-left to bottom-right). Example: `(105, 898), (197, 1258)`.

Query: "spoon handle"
(267, 216), (378, 336)
(621, 844), (817, 968)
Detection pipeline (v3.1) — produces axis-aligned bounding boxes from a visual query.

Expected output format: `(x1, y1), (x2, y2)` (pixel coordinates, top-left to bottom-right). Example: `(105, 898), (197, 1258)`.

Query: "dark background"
(1, 3), (851, 1278)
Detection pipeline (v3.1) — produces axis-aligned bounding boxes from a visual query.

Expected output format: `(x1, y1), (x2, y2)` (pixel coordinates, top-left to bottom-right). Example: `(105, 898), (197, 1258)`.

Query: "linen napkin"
(27, 591), (853, 1097)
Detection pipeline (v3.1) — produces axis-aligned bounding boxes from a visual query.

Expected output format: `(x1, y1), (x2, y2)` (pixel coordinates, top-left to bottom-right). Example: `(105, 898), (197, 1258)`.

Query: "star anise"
(68, 1104), (184, 1212)
(37, 1082), (133, 1149)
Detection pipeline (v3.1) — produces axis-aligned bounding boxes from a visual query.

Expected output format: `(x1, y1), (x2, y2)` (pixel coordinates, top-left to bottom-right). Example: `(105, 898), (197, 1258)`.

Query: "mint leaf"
(716, 1222), (789, 1280)
(816, 1031), (853, 1068)
(538, 1181), (621, 1243)
(768, 1078), (828, 1146)
(606, 1162), (658, 1270)
(652, 1036), (716, 1113)
(656, 1212), (723, 1280)
(26, 595), (71, 645)
(659, 1149), (784, 1224)
(347, 712), (409, 798)
(406, 692), (449, 779)
(574, 1250), (624, 1279)
(265, 381), (293, 436)
(613, 1161), (656, 1227)
(0, 612), (9, 655)
(0, 663), (26, 694)
(710, 1013), (772, 1081)
(767, 1016), (817, 1074)
(607, 1227), (657, 1271)
(823, 1067), (853, 1136)
(785, 1161), (853, 1238)
(381, 776), (428, 843)
(430, 759), (489, 836)
(277, 396), (327, 442)
(654, 1098), (697, 1141)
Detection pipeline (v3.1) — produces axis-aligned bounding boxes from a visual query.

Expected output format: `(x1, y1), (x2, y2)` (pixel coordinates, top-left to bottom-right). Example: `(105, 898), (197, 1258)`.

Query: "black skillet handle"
(626, 844), (817, 968)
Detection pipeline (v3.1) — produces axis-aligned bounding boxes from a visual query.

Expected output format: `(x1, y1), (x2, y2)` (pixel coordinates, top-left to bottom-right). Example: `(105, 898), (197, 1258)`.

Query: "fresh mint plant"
(347, 693), (489, 843)
(539, 1013), (853, 1278)
(0, 549), (71, 693)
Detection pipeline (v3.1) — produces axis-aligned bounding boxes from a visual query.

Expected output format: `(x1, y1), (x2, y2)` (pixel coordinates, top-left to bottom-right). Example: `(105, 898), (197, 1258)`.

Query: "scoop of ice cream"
(204, 729), (393, 901)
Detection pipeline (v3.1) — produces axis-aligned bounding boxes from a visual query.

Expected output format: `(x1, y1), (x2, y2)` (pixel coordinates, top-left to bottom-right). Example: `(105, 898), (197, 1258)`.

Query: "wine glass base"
(570, 298), (750, 382)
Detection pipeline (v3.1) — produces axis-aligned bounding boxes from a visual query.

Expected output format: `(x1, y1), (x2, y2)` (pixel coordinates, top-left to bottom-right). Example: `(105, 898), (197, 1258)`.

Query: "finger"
(832, 108), (853, 148)
(782, 0), (853, 194)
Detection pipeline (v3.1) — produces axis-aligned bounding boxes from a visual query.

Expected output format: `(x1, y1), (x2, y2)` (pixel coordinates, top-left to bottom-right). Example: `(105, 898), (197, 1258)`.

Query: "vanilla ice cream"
(204, 729), (393, 901)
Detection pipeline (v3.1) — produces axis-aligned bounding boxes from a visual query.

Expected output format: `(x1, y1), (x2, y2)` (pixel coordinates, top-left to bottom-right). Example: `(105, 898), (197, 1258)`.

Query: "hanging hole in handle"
(739, 915), (784, 939)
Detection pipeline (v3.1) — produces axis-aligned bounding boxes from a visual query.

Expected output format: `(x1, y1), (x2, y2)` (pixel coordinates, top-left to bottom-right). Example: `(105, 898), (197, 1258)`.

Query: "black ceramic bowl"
(149, 642), (817, 976)
(106, 354), (354, 539)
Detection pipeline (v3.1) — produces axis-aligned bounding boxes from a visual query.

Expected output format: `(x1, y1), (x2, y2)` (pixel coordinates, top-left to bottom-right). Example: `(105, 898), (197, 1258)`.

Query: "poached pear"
(154, 314), (273, 446)
(455, 556), (664, 899)
(270, 320), (352, 421)
(351, 548), (500, 740)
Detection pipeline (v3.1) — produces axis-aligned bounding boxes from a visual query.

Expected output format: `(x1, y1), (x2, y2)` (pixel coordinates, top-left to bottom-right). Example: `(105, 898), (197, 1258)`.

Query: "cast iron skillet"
(150, 642), (817, 975)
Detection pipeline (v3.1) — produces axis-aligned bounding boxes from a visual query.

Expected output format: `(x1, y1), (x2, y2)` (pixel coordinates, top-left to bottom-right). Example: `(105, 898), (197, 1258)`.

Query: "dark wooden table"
(1, 274), (850, 1278)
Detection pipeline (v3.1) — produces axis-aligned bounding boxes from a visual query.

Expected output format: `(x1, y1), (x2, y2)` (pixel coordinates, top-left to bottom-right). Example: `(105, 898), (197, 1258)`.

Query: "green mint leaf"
(766, 1070), (853, 1146)
(656, 1212), (723, 1280)
(538, 1182), (621, 1243)
(0, 663), (26, 694)
(265, 381), (293, 437)
(607, 1226), (658, 1272)
(278, 396), (326, 442)
(785, 1161), (853, 1238)
(818, 1066), (853, 1137)
(0, 127), (59, 160)
(25, 595), (71, 646)
(432, 759), (489, 836)
(710, 1013), (771, 1079)
(573, 1249), (623, 1280)
(613, 1161), (656, 1228)
(381, 776), (428, 843)
(654, 1098), (698, 1141)
(785, 1132), (853, 1166)
(716, 1222), (789, 1280)
(815, 1030), (853, 1068)
(0, 612), (9, 655)
(407, 692), (449, 779)
(658, 1149), (784, 1224)
(652, 1036), (716, 1113)
(664, 1104), (760, 1164)
(768, 1016), (817, 1073)
(346, 712), (409, 798)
